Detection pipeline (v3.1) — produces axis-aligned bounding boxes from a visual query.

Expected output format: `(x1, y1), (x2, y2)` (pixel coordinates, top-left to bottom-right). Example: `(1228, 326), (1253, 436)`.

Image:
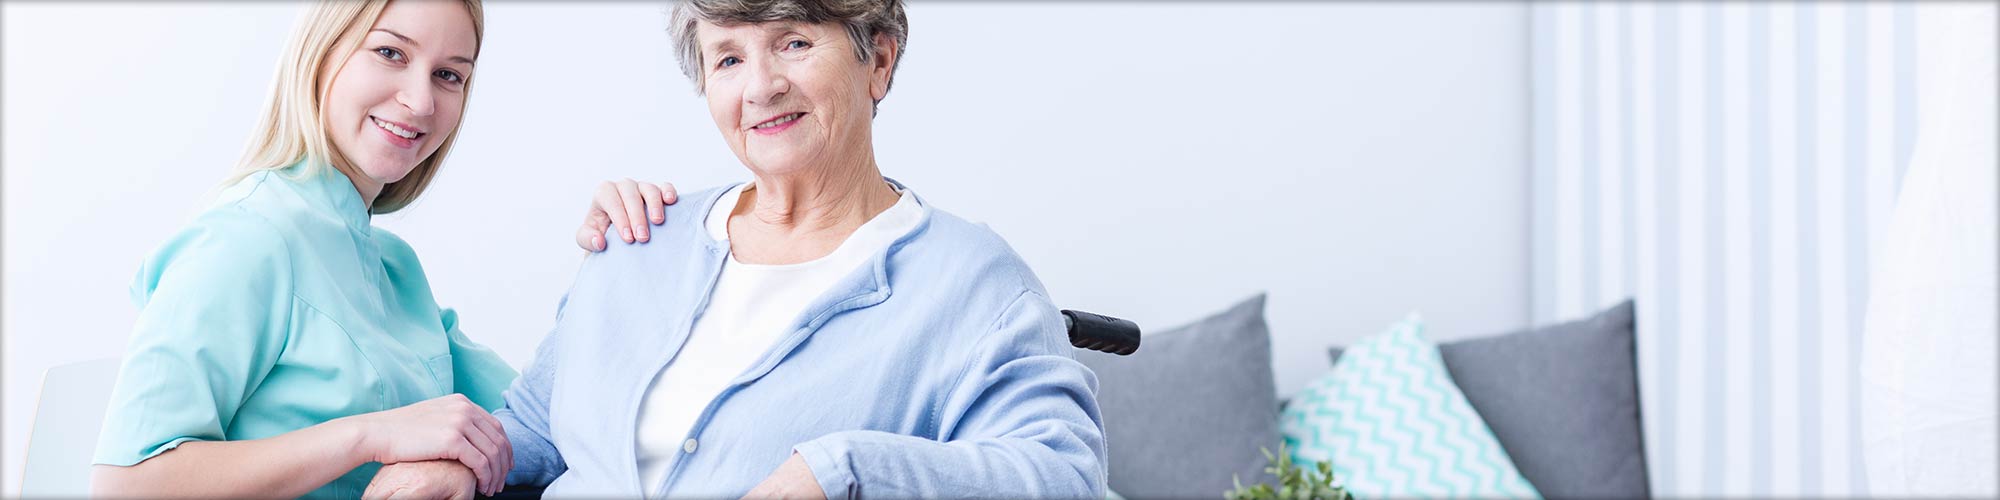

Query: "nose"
(744, 56), (790, 107)
(397, 74), (437, 118)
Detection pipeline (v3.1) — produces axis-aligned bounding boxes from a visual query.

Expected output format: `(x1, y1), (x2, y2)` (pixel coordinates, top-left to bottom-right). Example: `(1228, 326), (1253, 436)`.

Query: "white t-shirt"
(634, 182), (921, 497)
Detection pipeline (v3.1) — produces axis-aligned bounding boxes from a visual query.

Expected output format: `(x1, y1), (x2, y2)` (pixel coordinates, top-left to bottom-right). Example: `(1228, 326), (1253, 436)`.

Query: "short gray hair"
(670, 0), (908, 107)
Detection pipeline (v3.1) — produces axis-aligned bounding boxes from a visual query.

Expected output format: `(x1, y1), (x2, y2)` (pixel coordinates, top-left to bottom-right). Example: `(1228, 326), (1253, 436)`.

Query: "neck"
(329, 159), (382, 208)
(738, 156), (895, 236)
(353, 181), (382, 209)
(728, 154), (898, 264)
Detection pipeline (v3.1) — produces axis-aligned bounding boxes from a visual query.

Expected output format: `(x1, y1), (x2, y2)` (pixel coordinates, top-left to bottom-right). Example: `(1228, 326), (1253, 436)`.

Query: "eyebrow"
(703, 22), (809, 55)
(371, 28), (476, 66)
(704, 39), (741, 56)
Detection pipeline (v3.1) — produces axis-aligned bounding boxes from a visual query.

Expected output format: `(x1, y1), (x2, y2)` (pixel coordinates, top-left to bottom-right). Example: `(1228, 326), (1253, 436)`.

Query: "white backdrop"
(2, 2), (1530, 491)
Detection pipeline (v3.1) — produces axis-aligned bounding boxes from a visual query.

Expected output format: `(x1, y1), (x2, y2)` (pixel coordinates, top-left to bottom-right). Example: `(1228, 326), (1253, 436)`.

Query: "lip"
(749, 112), (805, 136)
(370, 115), (426, 149)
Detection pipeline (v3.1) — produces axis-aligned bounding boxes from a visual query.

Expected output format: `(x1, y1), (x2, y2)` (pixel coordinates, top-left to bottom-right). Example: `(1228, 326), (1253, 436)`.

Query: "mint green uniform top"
(93, 161), (519, 498)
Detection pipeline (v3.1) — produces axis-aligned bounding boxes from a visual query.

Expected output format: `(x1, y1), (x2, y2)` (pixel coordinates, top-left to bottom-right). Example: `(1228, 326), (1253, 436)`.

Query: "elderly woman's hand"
(363, 460), (475, 500)
(741, 452), (826, 500)
(577, 179), (678, 251)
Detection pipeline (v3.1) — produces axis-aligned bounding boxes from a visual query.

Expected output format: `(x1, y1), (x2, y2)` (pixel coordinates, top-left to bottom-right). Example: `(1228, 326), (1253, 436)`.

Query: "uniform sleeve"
(92, 209), (296, 466)
(440, 308), (519, 412)
(792, 289), (1109, 499)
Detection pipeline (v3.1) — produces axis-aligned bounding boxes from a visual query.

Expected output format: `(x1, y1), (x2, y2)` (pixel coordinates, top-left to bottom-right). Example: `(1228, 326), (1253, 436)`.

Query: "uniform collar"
(280, 159), (373, 233)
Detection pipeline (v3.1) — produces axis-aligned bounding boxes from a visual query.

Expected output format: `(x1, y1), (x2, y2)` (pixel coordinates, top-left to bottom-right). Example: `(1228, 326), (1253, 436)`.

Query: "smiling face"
(322, 0), (477, 199)
(696, 20), (895, 176)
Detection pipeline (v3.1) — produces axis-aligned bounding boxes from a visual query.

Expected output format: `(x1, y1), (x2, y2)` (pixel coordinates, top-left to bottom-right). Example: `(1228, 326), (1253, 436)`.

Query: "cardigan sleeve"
(793, 289), (1108, 499)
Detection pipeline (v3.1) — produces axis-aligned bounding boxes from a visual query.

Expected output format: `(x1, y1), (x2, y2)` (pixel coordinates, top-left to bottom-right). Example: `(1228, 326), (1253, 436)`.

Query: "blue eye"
(786, 40), (809, 50)
(435, 69), (463, 85)
(374, 47), (404, 62)
(718, 56), (741, 68)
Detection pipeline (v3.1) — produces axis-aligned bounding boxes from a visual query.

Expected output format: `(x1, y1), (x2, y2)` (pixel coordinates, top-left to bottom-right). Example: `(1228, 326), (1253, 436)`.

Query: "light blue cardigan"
(495, 182), (1108, 498)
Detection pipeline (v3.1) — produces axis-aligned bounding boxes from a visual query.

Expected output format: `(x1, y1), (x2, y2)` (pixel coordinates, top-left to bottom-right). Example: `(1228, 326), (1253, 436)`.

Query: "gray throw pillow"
(1079, 293), (1279, 499)
(1329, 300), (1649, 499)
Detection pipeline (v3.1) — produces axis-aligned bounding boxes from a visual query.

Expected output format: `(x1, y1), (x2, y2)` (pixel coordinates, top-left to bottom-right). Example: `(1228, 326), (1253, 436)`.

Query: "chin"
(748, 159), (805, 176)
(747, 150), (816, 175)
(356, 155), (419, 185)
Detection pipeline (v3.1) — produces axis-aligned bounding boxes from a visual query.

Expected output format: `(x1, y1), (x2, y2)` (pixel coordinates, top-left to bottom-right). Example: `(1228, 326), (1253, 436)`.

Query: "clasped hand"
(360, 450), (826, 499)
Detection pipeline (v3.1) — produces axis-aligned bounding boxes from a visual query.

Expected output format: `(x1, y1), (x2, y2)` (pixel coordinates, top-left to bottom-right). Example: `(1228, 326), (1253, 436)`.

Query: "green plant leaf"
(1220, 443), (1354, 500)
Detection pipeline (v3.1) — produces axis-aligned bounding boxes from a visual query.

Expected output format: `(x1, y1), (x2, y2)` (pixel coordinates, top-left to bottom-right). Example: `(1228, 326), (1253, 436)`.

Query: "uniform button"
(683, 438), (699, 454)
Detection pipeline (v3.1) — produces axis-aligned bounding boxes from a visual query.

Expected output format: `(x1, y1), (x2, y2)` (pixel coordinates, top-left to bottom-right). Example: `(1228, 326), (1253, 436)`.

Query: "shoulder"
(370, 227), (437, 291)
(889, 205), (1075, 359)
(186, 170), (334, 253)
(372, 226), (419, 263)
(593, 183), (734, 252)
(134, 203), (297, 302)
(673, 184), (739, 220)
(577, 183), (736, 274)
(209, 169), (305, 215)
(181, 168), (353, 261)
(133, 171), (322, 291)
(886, 203), (1064, 352)
(164, 204), (294, 265)
(898, 205), (1048, 298)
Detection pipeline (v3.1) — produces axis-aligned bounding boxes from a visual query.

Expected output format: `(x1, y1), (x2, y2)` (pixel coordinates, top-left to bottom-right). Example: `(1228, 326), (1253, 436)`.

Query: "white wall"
(2, 2), (1528, 491)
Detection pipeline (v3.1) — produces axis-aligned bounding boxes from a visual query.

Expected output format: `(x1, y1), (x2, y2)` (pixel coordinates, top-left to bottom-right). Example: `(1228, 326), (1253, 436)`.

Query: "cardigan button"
(683, 438), (699, 454)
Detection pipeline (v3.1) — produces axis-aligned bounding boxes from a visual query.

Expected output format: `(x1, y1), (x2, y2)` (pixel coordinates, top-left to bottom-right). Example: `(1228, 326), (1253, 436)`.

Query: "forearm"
(495, 408), (563, 486)
(795, 427), (1104, 499)
(91, 418), (371, 499)
(495, 317), (569, 486)
(806, 300), (1108, 499)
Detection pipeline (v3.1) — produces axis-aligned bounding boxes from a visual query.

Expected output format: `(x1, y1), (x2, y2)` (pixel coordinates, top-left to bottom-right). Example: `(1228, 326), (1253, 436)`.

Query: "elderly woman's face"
(696, 20), (893, 176)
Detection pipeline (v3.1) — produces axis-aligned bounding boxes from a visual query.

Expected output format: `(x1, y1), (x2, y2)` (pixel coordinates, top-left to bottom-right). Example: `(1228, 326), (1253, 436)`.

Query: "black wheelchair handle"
(1061, 309), (1140, 356)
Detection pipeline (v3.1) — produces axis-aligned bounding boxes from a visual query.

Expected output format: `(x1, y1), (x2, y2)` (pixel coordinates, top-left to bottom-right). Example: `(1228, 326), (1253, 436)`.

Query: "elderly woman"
(421, 0), (1105, 498)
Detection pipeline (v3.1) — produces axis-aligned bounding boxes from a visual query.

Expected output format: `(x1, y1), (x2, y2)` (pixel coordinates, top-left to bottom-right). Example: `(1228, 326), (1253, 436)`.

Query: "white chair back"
(21, 357), (122, 497)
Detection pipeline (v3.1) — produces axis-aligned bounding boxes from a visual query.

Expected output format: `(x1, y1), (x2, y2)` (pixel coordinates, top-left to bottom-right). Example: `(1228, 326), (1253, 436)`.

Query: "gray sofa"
(1079, 295), (1648, 499)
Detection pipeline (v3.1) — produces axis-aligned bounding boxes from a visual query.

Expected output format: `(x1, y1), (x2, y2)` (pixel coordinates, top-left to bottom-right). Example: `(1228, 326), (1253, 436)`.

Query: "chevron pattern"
(1280, 314), (1542, 499)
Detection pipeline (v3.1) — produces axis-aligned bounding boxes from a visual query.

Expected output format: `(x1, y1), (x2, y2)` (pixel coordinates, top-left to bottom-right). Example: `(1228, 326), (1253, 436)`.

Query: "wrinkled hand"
(577, 179), (678, 251)
(364, 460), (476, 500)
(741, 452), (825, 500)
(340, 394), (511, 496)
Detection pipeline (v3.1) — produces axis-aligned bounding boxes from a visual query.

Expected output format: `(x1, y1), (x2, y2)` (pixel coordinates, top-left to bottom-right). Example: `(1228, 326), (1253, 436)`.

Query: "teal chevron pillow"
(1281, 314), (1541, 499)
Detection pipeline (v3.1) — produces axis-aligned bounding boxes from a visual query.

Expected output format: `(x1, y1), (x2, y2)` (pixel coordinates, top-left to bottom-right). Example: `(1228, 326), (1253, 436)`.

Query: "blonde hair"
(228, 0), (485, 214)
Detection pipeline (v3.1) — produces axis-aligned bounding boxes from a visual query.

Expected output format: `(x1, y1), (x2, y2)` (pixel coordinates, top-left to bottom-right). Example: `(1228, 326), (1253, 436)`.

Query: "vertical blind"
(1530, 2), (1914, 497)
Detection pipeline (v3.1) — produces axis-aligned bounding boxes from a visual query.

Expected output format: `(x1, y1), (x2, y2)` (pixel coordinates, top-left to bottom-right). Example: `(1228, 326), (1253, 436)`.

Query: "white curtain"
(1528, 2), (1966, 496)
(1859, 2), (1998, 497)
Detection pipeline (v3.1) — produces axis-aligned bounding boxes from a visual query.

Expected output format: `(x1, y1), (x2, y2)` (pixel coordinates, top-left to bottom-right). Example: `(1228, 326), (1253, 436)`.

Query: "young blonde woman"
(89, 1), (673, 498)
